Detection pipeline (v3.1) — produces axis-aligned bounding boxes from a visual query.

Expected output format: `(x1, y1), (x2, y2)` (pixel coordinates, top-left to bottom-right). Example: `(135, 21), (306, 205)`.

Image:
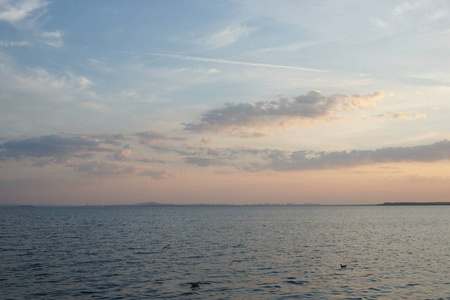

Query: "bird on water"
(189, 282), (201, 288)
(340, 264), (347, 268)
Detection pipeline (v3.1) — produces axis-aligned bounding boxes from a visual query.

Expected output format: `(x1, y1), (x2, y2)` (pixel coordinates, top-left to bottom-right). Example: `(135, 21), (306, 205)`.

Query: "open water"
(1, 205), (450, 299)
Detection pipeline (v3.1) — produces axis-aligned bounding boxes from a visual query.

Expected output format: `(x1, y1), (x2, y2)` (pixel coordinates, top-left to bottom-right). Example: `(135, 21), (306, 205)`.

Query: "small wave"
(134, 251), (154, 255)
(284, 280), (309, 285)
(406, 283), (420, 286)
(180, 291), (197, 296)
(258, 283), (282, 289)
(257, 267), (273, 270)
(182, 255), (204, 259)
(79, 290), (98, 295)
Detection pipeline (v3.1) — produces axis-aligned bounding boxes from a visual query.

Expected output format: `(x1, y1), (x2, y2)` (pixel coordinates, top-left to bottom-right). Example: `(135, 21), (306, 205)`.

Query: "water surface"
(1, 205), (450, 299)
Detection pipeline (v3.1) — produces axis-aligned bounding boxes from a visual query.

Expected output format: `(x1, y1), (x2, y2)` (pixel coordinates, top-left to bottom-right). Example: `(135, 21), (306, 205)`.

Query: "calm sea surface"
(1, 205), (450, 299)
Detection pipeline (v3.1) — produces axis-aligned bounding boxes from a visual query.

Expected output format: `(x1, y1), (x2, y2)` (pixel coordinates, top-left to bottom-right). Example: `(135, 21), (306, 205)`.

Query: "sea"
(1, 205), (450, 299)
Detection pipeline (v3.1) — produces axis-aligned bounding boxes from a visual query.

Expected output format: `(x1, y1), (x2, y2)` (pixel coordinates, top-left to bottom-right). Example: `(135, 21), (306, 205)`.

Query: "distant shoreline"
(3, 202), (450, 207)
(379, 202), (450, 206)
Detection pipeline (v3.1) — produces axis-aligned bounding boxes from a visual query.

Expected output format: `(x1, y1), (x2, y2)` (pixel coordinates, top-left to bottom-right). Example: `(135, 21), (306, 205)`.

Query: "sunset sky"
(1, 0), (450, 205)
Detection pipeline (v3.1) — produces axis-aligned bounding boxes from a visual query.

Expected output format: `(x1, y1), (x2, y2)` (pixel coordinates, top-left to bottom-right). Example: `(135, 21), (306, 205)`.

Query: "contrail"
(122, 51), (328, 73)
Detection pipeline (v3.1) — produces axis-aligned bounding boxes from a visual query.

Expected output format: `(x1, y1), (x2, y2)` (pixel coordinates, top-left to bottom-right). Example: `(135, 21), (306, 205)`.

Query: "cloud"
(0, 135), (114, 162)
(375, 112), (426, 120)
(0, 55), (95, 105)
(137, 158), (168, 164)
(74, 161), (133, 175)
(9, 134), (447, 177)
(238, 132), (270, 139)
(38, 30), (63, 48)
(87, 133), (127, 146)
(0, 40), (31, 47)
(0, 55), (109, 133)
(135, 131), (184, 145)
(138, 169), (171, 179)
(73, 161), (170, 179)
(113, 145), (132, 161)
(265, 139), (450, 171)
(0, 0), (63, 47)
(184, 90), (384, 134)
(184, 157), (225, 167)
(0, 0), (46, 24)
(406, 174), (449, 183)
(205, 25), (253, 48)
(246, 39), (334, 56)
(392, 0), (427, 17)
(81, 102), (108, 113)
(135, 131), (166, 143)
(0, 134), (172, 180)
(172, 140), (450, 172)
(144, 144), (266, 162)
(31, 159), (51, 167)
(371, 18), (389, 29)
(201, 136), (210, 144)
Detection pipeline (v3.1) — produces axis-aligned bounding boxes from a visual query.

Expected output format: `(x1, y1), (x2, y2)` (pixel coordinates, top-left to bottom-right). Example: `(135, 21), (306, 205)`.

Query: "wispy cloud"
(0, 0), (63, 47)
(246, 39), (333, 56)
(0, 40), (31, 47)
(184, 157), (225, 167)
(0, 55), (103, 130)
(389, 0), (448, 29)
(38, 30), (63, 48)
(392, 0), (427, 17)
(127, 52), (328, 73)
(205, 25), (253, 48)
(135, 131), (185, 145)
(184, 90), (384, 134)
(0, 0), (46, 24)
(73, 161), (170, 179)
(87, 134), (127, 146)
(375, 112), (426, 120)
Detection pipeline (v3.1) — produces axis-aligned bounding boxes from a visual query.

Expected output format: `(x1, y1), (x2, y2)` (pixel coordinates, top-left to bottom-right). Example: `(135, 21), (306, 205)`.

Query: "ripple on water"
(2, 206), (450, 299)
(284, 279), (309, 285)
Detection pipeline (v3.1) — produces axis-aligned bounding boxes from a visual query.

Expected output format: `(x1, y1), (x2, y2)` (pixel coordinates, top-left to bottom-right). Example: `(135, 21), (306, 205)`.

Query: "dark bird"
(340, 264), (347, 268)
(189, 282), (201, 288)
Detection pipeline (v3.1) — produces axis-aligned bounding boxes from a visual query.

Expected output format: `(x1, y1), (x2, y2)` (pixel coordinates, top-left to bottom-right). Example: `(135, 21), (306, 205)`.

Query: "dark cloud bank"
(73, 161), (168, 179)
(1, 135), (449, 174)
(0, 135), (114, 161)
(0, 134), (169, 178)
(253, 139), (450, 171)
(180, 140), (450, 171)
(135, 131), (185, 145)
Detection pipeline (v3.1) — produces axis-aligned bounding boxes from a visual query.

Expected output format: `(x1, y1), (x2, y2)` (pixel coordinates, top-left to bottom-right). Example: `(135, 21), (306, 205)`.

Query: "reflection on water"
(1, 205), (450, 298)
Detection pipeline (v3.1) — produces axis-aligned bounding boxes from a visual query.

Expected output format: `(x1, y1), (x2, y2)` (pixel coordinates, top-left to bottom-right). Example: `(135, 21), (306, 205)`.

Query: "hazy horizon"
(1, 1), (450, 206)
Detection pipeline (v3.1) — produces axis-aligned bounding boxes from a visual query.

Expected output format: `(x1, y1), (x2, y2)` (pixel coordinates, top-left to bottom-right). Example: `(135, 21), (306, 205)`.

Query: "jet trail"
(123, 51), (328, 73)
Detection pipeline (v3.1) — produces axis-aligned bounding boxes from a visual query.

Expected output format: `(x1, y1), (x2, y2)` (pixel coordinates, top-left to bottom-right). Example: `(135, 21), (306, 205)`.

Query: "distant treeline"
(380, 202), (450, 206)
(133, 202), (320, 207)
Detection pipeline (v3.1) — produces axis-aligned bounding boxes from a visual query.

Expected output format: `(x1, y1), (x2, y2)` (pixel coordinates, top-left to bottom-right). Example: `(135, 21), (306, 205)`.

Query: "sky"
(1, 0), (450, 205)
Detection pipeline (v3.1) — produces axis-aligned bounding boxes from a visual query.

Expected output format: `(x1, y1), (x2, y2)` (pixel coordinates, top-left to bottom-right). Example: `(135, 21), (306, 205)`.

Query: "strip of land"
(379, 202), (450, 206)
